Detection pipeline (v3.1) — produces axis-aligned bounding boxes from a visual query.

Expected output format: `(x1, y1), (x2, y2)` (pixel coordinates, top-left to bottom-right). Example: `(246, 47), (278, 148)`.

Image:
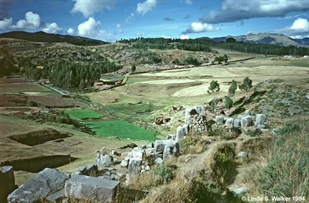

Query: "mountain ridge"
(197, 33), (307, 47)
(0, 31), (109, 46)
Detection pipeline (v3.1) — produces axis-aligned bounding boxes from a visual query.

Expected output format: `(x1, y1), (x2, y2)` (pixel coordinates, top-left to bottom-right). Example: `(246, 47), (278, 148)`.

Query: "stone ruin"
(2, 139), (180, 203)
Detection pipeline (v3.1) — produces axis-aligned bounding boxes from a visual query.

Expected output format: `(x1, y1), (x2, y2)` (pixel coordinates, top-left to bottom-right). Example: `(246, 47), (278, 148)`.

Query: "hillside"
(0, 31), (108, 46)
(198, 33), (306, 47)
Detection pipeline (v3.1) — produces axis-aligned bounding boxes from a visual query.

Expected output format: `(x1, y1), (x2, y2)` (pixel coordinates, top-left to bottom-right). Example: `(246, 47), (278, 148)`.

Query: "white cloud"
(182, 22), (220, 34)
(200, 0), (309, 24)
(135, 32), (145, 37)
(181, 35), (190, 39)
(11, 11), (41, 30)
(71, 0), (117, 18)
(76, 17), (115, 41)
(0, 17), (12, 29)
(42, 22), (62, 34)
(77, 17), (101, 37)
(186, 0), (192, 5)
(274, 18), (309, 36)
(126, 13), (135, 23)
(116, 24), (123, 33)
(67, 28), (75, 35)
(137, 0), (157, 15)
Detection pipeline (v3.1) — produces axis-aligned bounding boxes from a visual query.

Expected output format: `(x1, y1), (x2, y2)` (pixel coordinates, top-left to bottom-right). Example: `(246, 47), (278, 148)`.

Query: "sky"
(0, 0), (308, 42)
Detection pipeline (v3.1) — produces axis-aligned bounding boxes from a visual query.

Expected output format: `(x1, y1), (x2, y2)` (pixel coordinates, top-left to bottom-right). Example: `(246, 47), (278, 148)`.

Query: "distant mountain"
(295, 37), (309, 45)
(197, 33), (307, 47)
(0, 31), (109, 46)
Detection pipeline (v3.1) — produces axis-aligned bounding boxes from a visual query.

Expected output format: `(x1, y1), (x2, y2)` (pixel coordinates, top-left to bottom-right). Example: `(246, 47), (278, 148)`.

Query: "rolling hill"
(197, 33), (307, 47)
(0, 31), (109, 46)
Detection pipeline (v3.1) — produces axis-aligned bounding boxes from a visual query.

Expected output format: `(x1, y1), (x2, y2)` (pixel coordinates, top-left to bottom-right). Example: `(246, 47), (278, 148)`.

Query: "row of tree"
(119, 37), (309, 56)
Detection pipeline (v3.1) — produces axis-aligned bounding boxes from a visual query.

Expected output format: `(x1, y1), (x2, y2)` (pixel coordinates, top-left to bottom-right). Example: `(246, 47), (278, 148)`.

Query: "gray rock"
(154, 140), (175, 153)
(95, 154), (114, 170)
(155, 158), (164, 165)
(176, 125), (188, 140)
(185, 106), (206, 123)
(121, 152), (130, 157)
(233, 119), (241, 128)
(233, 187), (249, 195)
(46, 189), (64, 202)
(8, 168), (68, 203)
(120, 160), (129, 167)
(64, 175), (119, 203)
(256, 114), (267, 126)
(0, 166), (15, 202)
(214, 116), (225, 124)
(147, 143), (153, 148)
(245, 110), (251, 116)
(225, 118), (234, 128)
(163, 141), (180, 160)
(128, 158), (142, 176)
(236, 151), (248, 158)
(241, 115), (253, 128)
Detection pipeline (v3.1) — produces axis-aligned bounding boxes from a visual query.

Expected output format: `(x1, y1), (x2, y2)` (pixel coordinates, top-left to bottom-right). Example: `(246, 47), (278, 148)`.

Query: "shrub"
(131, 64), (136, 72)
(228, 80), (237, 96)
(207, 80), (220, 93)
(224, 96), (233, 109)
(152, 165), (174, 184)
(239, 77), (252, 91)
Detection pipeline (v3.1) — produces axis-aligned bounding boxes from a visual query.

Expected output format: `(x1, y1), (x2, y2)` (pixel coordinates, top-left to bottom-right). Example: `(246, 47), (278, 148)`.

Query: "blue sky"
(0, 0), (308, 42)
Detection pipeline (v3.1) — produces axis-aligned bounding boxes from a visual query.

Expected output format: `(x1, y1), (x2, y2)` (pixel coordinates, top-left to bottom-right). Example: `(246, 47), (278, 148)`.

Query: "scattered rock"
(233, 187), (249, 195)
(8, 168), (68, 203)
(163, 141), (180, 160)
(64, 175), (120, 203)
(128, 158), (142, 176)
(0, 166), (16, 203)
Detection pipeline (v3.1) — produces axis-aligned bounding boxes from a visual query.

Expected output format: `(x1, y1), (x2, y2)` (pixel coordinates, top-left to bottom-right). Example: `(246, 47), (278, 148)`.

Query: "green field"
(81, 120), (158, 141)
(66, 109), (103, 120)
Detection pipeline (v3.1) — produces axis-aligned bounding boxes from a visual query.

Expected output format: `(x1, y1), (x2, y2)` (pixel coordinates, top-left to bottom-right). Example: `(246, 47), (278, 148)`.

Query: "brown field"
(28, 96), (83, 107)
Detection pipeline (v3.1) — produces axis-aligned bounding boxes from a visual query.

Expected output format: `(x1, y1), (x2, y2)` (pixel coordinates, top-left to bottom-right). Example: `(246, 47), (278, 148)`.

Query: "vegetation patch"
(66, 109), (103, 120)
(81, 120), (158, 141)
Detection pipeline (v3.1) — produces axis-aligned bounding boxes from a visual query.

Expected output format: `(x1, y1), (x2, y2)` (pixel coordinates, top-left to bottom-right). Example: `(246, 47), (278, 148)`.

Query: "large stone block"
(176, 125), (187, 141)
(128, 158), (142, 176)
(0, 166), (15, 203)
(163, 141), (179, 160)
(154, 140), (174, 153)
(241, 115), (253, 128)
(256, 114), (267, 126)
(8, 168), (68, 203)
(64, 175), (120, 203)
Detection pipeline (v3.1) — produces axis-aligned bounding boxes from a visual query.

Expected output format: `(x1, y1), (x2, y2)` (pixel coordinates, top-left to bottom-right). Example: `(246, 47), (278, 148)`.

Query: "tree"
(239, 77), (252, 91)
(228, 80), (237, 96)
(223, 54), (229, 63)
(207, 80), (220, 93)
(226, 37), (236, 43)
(131, 64), (136, 73)
(224, 96), (233, 109)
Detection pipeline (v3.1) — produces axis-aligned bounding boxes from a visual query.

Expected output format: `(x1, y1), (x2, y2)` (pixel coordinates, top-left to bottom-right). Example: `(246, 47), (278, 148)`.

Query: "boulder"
(163, 141), (180, 160)
(128, 158), (142, 176)
(64, 175), (120, 203)
(233, 187), (249, 195)
(236, 151), (248, 158)
(95, 154), (114, 170)
(241, 115), (253, 128)
(8, 168), (68, 203)
(0, 166), (15, 203)
(154, 140), (174, 153)
(256, 114), (267, 126)
(214, 116), (225, 124)
(176, 125), (188, 140)
(244, 110), (251, 116)
(155, 158), (164, 165)
(120, 160), (129, 167)
(185, 106), (206, 123)
(233, 119), (241, 128)
(225, 118), (234, 128)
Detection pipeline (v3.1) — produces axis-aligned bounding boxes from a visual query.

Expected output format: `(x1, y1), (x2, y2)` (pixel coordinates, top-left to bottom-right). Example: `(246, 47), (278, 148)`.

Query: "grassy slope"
(66, 109), (103, 120)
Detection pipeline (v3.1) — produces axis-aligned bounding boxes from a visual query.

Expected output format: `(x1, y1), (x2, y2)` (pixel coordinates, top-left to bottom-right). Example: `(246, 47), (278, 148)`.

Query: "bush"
(228, 80), (237, 96)
(131, 64), (136, 72)
(239, 77), (252, 91)
(152, 165), (174, 184)
(224, 96), (233, 109)
(207, 80), (220, 93)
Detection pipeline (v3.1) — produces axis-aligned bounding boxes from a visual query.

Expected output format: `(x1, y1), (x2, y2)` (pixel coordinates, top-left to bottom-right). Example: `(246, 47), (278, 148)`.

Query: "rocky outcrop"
(8, 168), (68, 203)
(64, 175), (120, 203)
(0, 166), (16, 203)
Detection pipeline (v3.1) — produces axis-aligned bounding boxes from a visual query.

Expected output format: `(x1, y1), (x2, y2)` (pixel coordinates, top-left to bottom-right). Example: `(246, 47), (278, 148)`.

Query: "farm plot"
(28, 96), (82, 108)
(81, 120), (158, 141)
(66, 109), (103, 120)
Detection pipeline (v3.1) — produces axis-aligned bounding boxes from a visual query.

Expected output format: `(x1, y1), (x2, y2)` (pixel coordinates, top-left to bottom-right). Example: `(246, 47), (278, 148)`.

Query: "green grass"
(81, 120), (158, 141)
(66, 109), (103, 120)
(289, 61), (309, 67)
